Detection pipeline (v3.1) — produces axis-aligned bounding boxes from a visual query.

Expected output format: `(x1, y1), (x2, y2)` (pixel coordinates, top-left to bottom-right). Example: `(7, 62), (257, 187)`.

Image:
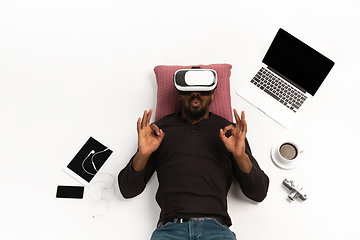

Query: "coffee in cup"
(271, 140), (304, 169)
(279, 143), (298, 160)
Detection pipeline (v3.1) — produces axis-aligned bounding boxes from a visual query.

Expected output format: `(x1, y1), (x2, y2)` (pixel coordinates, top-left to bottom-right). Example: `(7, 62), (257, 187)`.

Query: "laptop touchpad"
(254, 94), (279, 114)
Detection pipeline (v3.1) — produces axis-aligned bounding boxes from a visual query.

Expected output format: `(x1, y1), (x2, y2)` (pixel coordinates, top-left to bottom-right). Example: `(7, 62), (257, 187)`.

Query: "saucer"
(271, 142), (302, 170)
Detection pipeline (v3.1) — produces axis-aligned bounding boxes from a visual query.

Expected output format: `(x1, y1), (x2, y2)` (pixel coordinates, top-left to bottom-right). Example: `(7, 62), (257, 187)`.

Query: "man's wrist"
(234, 153), (253, 174)
(132, 151), (151, 172)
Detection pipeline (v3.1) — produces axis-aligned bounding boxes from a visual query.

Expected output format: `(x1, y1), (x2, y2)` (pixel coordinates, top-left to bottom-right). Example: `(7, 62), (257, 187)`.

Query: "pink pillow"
(153, 64), (233, 122)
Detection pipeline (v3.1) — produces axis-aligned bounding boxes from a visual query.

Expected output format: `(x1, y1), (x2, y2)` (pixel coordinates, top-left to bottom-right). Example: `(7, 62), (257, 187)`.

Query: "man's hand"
(220, 109), (252, 173)
(220, 109), (247, 157)
(133, 109), (165, 172)
(137, 109), (165, 157)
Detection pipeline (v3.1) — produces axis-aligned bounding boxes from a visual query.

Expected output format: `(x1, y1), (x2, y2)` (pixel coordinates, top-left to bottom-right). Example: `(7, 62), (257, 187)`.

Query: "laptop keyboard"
(250, 67), (307, 112)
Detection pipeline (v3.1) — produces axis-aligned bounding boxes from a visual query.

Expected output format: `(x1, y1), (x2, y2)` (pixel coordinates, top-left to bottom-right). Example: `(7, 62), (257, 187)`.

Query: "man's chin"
(185, 108), (207, 121)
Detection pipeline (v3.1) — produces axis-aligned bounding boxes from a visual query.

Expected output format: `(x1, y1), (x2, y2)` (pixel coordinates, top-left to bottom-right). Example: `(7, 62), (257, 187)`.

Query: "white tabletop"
(1, 1), (359, 239)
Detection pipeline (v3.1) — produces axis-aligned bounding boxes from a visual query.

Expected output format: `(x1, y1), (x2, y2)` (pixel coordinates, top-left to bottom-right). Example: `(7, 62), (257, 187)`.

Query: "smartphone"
(56, 185), (84, 199)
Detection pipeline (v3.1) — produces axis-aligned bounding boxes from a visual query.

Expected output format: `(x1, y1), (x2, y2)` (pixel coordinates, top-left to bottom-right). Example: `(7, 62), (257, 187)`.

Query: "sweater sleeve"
(232, 138), (270, 202)
(118, 152), (156, 199)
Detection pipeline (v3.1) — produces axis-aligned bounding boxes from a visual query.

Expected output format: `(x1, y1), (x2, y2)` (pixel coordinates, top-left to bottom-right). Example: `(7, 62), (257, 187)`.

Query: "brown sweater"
(118, 113), (269, 227)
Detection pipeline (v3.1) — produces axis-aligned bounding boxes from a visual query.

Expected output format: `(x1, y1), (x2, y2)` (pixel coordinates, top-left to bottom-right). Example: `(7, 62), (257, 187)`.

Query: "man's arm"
(219, 109), (252, 173)
(233, 139), (269, 202)
(118, 109), (165, 198)
(118, 152), (155, 199)
(133, 109), (165, 171)
(220, 109), (269, 202)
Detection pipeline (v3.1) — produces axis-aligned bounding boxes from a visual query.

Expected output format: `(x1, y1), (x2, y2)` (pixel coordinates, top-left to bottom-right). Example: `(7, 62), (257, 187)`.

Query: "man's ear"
(210, 92), (215, 102)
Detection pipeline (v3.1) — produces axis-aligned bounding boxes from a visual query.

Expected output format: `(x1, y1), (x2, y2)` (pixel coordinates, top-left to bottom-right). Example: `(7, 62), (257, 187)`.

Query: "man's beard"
(182, 97), (210, 121)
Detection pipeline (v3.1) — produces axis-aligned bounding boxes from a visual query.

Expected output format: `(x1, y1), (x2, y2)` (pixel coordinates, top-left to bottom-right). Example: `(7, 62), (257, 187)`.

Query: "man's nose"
(191, 92), (201, 97)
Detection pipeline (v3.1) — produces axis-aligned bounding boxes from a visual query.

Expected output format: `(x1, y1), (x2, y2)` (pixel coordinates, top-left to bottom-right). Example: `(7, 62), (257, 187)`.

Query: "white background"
(1, 0), (359, 239)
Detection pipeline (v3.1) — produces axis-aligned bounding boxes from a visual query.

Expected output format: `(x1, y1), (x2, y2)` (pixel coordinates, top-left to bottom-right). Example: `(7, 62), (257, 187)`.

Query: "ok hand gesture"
(137, 109), (165, 158)
(219, 109), (247, 157)
(219, 109), (252, 173)
(220, 109), (252, 169)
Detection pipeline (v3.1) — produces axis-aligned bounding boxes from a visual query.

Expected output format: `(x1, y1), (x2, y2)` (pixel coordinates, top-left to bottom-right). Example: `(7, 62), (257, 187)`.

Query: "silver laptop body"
(237, 28), (334, 128)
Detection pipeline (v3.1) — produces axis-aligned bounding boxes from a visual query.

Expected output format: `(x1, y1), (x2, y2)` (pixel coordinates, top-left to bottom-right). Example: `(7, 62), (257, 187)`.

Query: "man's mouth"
(190, 98), (201, 107)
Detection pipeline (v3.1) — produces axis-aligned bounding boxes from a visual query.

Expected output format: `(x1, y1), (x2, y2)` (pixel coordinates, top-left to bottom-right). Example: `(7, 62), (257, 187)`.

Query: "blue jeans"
(150, 218), (237, 240)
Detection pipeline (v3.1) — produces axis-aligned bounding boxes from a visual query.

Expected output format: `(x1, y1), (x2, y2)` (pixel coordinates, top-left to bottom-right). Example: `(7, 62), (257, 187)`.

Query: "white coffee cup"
(271, 140), (304, 169)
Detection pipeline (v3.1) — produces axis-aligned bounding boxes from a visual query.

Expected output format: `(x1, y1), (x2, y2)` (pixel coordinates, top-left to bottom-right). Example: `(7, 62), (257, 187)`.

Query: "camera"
(283, 177), (308, 201)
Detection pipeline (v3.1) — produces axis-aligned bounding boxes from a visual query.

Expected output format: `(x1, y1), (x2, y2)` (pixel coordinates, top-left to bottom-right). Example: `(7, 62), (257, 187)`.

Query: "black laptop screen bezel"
(262, 28), (334, 96)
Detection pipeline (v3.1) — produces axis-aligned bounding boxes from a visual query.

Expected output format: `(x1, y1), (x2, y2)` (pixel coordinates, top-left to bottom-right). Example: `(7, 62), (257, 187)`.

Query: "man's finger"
(233, 109), (241, 128)
(241, 111), (245, 121)
(220, 125), (235, 142)
(219, 129), (228, 142)
(240, 111), (247, 135)
(141, 110), (147, 128)
(150, 123), (160, 136)
(147, 109), (153, 126)
(157, 129), (165, 140)
(223, 124), (235, 134)
(137, 117), (141, 132)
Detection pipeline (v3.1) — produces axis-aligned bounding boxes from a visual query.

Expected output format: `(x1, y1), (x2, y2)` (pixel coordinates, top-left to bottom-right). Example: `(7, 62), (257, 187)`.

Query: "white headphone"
(85, 173), (116, 218)
(81, 149), (115, 218)
(82, 149), (109, 176)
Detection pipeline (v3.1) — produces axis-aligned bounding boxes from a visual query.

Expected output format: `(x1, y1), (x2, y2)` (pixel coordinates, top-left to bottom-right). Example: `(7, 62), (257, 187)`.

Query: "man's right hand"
(132, 109), (165, 172)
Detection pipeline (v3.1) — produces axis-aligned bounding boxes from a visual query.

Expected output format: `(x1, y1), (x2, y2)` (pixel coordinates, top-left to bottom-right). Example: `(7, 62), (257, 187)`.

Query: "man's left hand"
(219, 109), (247, 157)
(220, 109), (252, 173)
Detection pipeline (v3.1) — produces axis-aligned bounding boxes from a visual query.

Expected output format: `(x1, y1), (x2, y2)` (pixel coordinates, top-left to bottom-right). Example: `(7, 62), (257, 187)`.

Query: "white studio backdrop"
(1, 0), (359, 239)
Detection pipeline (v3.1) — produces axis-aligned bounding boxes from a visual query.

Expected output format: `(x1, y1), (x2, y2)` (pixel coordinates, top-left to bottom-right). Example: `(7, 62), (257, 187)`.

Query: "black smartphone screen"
(56, 185), (84, 199)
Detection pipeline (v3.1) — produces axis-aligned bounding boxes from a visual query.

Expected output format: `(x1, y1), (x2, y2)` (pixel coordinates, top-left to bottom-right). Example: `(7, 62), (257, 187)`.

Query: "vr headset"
(174, 67), (217, 93)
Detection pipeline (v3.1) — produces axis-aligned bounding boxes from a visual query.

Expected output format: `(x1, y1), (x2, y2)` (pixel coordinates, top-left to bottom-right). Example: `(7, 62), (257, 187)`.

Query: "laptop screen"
(263, 28), (334, 96)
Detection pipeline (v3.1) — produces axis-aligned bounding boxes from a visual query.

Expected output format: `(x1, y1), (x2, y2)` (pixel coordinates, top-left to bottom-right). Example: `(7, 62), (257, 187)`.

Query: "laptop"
(237, 28), (334, 128)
